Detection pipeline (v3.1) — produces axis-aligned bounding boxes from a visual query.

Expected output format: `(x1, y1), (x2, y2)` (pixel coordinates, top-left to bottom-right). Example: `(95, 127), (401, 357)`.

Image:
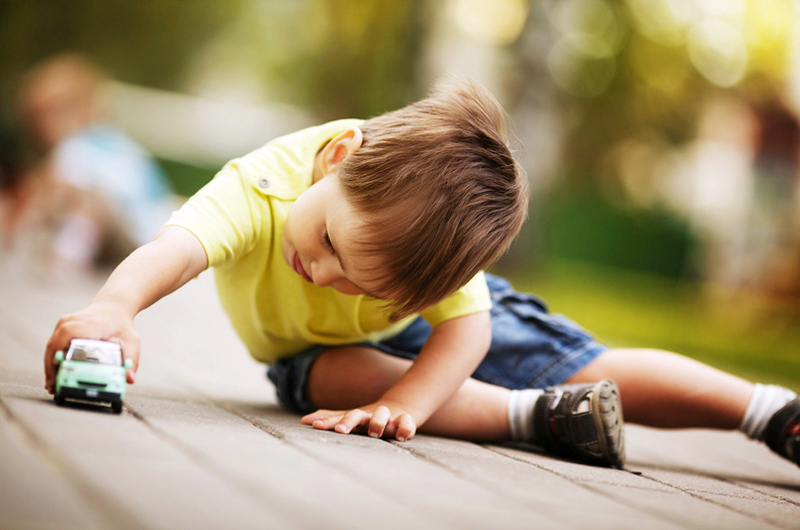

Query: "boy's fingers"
(44, 355), (55, 394)
(302, 409), (344, 426)
(334, 409), (369, 434)
(311, 415), (343, 430)
(301, 410), (329, 425)
(302, 407), (412, 440)
(125, 357), (138, 385)
(394, 413), (416, 442)
(300, 409), (346, 425)
(368, 406), (391, 438)
(120, 338), (140, 385)
(44, 332), (70, 394)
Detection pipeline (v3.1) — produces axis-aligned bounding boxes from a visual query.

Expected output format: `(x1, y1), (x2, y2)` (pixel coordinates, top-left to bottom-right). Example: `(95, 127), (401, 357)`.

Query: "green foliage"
(234, 0), (424, 120)
(0, 1), (239, 90)
(540, 185), (697, 278)
(0, 0), (424, 129)
(156, 158), (215, 198)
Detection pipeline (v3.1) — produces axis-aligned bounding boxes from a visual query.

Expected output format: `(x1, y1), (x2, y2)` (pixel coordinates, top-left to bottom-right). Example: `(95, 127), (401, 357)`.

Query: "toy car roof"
(66, 339), (123, 366)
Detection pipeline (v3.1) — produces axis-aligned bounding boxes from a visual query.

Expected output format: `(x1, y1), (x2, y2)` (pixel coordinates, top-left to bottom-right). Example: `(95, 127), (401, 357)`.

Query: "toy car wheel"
(111, 399), (123, 414)
(54, 391), (65, 407)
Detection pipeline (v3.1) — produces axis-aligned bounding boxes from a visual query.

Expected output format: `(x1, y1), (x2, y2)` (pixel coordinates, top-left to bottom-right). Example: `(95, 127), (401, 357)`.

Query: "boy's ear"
(319, 127), (363, 174)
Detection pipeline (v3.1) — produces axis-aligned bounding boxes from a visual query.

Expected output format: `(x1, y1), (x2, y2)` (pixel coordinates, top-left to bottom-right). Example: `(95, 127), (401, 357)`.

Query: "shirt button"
(258, 177), (270, 189)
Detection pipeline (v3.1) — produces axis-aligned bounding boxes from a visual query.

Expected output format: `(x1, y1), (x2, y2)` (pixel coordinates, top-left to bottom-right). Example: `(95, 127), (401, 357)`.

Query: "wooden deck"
(1, 255), (798, 529)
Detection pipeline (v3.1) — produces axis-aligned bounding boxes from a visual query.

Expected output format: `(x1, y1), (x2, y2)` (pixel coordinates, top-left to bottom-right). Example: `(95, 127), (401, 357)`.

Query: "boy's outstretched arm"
(44, 226), (208, 393)
(302, 310), (492, 441)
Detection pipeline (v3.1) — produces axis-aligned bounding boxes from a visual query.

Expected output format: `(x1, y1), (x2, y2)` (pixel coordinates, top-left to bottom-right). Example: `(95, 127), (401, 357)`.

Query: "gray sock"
(739, 384), (796, 441)
(508, 389), (544, 441)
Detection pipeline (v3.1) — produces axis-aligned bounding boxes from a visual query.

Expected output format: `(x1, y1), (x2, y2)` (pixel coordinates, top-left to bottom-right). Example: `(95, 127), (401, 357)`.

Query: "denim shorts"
(267, 274), (607, 414)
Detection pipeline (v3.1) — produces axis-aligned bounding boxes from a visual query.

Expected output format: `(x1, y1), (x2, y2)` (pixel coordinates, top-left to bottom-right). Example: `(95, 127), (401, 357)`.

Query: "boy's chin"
(332, 285), (364, 296)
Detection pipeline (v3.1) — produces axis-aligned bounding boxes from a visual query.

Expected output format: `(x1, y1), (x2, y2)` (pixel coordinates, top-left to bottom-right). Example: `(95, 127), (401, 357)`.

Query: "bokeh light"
(687, 20), (748, 87)
(546, 0), (625, 98)
(547, 36), (617, 98)
(452, 0), (529, 46)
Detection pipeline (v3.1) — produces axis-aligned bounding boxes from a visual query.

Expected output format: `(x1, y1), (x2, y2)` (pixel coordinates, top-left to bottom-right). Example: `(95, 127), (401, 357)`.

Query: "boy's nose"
(311, 261), (336, 287)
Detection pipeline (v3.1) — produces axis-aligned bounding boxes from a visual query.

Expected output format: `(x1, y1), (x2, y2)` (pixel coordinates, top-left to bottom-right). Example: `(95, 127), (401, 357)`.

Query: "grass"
(502, 258), (800, 389)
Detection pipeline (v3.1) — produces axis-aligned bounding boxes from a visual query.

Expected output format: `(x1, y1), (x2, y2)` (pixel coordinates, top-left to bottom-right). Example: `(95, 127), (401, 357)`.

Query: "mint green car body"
(54, 339), (132, 414)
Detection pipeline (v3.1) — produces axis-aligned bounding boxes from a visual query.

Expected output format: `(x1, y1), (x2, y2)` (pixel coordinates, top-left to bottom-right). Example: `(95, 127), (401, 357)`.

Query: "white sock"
(508, 389), (544, 441)
(739, 384), (796, 441)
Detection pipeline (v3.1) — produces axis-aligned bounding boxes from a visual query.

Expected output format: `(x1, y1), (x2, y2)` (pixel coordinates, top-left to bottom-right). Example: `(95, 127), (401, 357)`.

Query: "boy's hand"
(301, 402), (418, 442)
(44, 302), (139, 394)
(300, 312), (492, 443)
(43, 226), (209, 395)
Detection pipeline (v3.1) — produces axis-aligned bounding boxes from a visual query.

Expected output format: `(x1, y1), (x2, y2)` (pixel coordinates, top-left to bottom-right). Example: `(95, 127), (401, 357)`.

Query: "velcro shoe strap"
(533, 392), (561, 453)
(553, 413), (598, 447)
(533, 393), (599, 453)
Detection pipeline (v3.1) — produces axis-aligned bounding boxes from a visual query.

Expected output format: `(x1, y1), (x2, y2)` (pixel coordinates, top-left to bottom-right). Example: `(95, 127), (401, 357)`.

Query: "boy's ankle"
(740, 384), (796, 441)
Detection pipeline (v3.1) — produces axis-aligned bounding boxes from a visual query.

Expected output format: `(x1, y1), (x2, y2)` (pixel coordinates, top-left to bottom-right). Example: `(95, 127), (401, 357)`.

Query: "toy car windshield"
(66, 343), (122, 366)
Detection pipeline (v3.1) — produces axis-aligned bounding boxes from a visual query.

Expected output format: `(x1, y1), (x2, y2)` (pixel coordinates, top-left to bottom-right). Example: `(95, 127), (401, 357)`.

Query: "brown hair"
(338, 77), (529, 319)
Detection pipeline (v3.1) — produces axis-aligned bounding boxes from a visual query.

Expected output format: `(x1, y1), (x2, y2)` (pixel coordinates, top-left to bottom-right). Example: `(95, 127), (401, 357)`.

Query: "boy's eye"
(323, 230), (335, 254)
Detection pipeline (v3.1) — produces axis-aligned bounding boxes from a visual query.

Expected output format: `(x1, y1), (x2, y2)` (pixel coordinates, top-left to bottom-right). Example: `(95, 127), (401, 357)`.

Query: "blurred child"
(44, 78), (798, 469)
(13, 53), (175, 273)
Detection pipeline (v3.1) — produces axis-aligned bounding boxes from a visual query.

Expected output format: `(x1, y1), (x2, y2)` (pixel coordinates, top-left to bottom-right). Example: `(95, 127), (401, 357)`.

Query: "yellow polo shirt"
(166, 119), (491, 364)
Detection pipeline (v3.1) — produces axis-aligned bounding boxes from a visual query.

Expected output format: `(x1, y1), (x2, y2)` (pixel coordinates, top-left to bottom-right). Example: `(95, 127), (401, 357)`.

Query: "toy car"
(54, 339), (132, 414)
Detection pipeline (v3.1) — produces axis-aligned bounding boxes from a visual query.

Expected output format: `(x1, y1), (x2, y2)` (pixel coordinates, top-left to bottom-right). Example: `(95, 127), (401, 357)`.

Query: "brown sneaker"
(533, 379), (626, 468)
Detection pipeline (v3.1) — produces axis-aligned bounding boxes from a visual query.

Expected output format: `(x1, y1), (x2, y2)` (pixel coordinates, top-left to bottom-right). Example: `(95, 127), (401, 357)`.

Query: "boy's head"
(19, 53), (105, 152)
(336, 77), (529, 319)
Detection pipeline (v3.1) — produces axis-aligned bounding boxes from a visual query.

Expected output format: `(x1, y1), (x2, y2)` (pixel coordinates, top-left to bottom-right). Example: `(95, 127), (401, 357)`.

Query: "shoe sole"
(590, 380), (626, 468)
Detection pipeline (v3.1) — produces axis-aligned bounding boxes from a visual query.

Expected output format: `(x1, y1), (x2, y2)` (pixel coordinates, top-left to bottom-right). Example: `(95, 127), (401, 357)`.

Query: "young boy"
(44, 79), (799, 469)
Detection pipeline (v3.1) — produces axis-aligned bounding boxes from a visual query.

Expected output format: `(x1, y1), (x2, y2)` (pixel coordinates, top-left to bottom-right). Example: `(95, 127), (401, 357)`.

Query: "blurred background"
(0, 0), (797, 386)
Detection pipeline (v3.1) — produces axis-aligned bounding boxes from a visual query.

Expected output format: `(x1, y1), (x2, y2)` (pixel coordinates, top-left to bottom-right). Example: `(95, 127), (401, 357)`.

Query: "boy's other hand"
(302, 402), (418, 442)
(44, 302), (139, 394)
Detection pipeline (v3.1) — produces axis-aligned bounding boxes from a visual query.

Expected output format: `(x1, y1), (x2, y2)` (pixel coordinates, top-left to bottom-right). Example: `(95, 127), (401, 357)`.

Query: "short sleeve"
(164, 161), (265, 267)
(418, 272), (491, 328)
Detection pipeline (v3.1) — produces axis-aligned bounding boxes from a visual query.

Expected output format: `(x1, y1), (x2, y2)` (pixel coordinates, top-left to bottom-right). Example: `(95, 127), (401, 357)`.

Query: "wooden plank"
(391, 435), (683, 529)
(124, 392), (435, 529)
(234, 402), (574, 528)
(491, 442), (787, 529)
(626, 426), (800, 483)
(0, 397), (107, 529)
(0, 378), (304, 529)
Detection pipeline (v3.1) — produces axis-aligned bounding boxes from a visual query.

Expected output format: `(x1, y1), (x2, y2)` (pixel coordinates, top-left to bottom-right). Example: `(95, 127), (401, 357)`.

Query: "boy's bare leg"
(305, 346), (511, 441)
(306, 346), (756, 439)
(567, 348), (754, 429)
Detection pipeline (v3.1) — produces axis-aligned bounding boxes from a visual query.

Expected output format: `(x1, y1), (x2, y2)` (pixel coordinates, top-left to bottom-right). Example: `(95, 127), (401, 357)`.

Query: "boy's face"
(23, 63), (98, 151)
(282, 173), (384, 297)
